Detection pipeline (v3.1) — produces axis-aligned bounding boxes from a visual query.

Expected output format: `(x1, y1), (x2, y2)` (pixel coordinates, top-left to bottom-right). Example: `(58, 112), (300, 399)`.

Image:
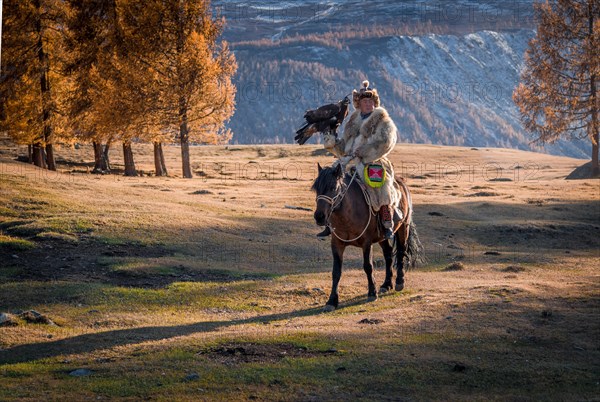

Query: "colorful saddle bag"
(364, 163), (386, 188)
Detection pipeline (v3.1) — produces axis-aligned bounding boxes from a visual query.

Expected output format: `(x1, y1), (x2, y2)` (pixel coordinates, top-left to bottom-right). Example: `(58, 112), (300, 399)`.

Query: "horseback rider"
(318, 80), (400, 240)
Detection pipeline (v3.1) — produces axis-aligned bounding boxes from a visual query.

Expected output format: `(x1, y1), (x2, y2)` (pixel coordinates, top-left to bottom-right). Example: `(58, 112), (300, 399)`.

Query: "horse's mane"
(311, 166), (352, 194)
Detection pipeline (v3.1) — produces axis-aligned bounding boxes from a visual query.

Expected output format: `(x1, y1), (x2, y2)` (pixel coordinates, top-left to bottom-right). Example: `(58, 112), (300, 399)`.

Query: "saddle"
(355, 174), (404, 223)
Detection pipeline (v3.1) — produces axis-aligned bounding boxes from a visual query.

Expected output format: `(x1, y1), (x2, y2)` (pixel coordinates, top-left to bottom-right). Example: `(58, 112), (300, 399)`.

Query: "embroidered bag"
(364, 163), (386, 188)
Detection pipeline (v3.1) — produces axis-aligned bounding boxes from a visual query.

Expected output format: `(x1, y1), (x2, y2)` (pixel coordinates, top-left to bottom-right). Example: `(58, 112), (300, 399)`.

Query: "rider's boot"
(316, 226), (331, 240)
(379, 205), (394, 240)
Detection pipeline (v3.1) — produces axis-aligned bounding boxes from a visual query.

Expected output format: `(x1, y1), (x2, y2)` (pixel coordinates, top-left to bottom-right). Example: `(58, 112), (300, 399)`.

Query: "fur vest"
(327, 107), (397, 163)
(324, 107), (400, 209)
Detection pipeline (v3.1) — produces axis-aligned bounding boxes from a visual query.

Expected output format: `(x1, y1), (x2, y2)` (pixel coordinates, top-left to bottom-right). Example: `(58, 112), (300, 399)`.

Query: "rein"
(316, 170), (375, 243)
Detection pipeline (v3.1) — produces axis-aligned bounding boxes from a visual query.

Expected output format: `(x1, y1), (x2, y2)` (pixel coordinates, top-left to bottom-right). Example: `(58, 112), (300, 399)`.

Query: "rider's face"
(359, 97), (375, 114)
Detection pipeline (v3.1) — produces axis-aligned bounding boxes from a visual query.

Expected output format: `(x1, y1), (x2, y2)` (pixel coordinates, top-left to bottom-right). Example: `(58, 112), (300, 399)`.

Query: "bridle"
(316, 169), (356, 216)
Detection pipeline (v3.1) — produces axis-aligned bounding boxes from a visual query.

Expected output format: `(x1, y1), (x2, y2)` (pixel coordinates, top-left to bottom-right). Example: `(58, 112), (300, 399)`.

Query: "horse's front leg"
(378, 240), (394, 294)
(324, 241), (345, 312)
(363, 244), (377, 301)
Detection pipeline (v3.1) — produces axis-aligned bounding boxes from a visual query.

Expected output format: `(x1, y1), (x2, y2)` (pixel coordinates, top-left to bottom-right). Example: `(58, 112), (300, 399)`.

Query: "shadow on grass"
(2, 198), (599, 290)
(0, 296), (374, 365)
(1, 279), (598, 400)
(415, 200), (600, 252)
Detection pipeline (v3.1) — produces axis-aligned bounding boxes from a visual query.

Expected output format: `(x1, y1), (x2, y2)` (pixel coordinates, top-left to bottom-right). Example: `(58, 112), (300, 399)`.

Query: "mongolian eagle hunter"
(294, 96), (350, 145)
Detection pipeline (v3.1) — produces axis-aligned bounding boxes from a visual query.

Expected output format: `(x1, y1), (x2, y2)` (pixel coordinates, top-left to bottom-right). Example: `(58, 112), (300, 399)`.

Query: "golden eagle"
(294, 96), (350, 145)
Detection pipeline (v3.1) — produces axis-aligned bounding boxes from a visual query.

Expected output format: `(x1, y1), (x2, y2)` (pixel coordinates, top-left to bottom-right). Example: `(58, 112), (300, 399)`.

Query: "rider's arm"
(323, 134), (346, 158)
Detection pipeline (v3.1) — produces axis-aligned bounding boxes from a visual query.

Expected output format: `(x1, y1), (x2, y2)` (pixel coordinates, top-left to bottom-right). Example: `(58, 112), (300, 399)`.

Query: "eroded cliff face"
(215, 1), (588, 158)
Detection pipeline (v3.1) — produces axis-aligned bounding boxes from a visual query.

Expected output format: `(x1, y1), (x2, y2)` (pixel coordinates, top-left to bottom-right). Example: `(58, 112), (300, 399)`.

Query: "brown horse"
(312, 163), (423, 312)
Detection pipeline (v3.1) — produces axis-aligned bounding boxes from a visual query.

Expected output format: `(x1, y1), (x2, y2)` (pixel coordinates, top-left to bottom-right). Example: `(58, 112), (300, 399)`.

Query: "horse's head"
(311, 163), (344, 226)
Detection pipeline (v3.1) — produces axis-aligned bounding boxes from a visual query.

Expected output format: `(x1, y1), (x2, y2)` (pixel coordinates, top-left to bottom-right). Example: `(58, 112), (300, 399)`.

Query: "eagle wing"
(294, 123), (319, 145)
(304, 103), (340, 123)
(294, 118), (336, 145)
(294, 96), (350, 145)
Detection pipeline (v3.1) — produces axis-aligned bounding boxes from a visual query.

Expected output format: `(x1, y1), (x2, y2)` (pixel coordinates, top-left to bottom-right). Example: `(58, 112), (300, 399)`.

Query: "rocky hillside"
(214, 0), (589, 159)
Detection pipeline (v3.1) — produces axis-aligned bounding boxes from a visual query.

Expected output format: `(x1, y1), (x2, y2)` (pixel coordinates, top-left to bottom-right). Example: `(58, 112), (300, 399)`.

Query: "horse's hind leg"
(378, 240), (394, 294)
(362, 244), (377, 302)
(395, 224), (410, 291)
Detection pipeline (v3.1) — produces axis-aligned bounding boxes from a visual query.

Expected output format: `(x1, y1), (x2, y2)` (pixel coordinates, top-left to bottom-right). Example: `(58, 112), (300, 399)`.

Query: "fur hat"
(352, 80), (380, 108)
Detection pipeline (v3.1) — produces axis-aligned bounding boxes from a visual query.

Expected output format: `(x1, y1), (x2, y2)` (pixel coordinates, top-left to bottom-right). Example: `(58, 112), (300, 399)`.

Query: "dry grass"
(0, 142), (598, 400)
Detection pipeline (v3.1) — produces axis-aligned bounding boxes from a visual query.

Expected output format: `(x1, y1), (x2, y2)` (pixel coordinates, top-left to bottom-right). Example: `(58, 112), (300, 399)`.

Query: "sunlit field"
(1, 141), (598, 400)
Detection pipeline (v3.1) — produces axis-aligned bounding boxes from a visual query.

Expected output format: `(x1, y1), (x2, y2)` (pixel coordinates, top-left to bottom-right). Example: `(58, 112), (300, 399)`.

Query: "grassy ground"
(0, 141), (599, 401)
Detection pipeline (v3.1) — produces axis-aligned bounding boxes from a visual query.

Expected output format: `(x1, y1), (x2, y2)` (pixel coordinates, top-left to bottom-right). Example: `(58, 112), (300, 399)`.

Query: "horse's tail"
(404, 220), (425, 268)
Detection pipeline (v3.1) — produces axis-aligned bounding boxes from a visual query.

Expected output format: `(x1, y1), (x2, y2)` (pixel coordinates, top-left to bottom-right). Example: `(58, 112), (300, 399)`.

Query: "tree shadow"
(0, 204), (354, 292)
(415, 199), (600, 253)
(0, 296), (372, 365)
(3, 196), (598, 292)
(324, 293), (600, 400)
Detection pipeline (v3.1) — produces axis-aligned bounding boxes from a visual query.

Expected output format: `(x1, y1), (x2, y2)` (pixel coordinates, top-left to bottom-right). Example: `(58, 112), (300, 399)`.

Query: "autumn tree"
(1, 0), (66, 170)
(63, 0), (121, 173)
(121, 0), (236, 178)
(64, 0), (151, 176)
(513, 0), (600, 176)
(64, 0), (159, 177)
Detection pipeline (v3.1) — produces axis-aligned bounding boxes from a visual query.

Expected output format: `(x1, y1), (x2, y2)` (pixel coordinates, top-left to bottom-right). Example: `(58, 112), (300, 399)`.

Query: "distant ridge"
(213, 0), (590, 160)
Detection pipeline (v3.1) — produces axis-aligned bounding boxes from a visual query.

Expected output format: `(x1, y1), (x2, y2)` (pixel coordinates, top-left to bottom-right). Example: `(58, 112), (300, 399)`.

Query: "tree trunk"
(93, 141), (105, 173)
(179, 101), (192, 179)
(92, 142), (110, 173)
(28, 144), (33, 163)
(32, 142), (46, 168)
(180, 135), (192, 178)
(93, 141), (102, 172)
(122, 141), (138, 177)
(153, 141), (168, 176)
(592, 129), (599, 177)
(159, 142), (167, 175)
(103, 141), (111, 171)
(35, 0), (55, 171)
(176, 12), (192, 179)
(45, 143), (56, 171)
(589, 3), (599, 177)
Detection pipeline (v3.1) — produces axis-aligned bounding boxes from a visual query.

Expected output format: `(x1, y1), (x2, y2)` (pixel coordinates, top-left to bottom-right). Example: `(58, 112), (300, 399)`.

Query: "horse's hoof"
(367, 295), (378, 302)
(379, 287), (393, 295)
(395, 283), (405, 291)
(323, 304), (336, 313)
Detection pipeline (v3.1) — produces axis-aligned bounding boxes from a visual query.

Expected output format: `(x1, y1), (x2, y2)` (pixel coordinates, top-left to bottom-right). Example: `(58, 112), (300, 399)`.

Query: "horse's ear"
(317, 163), (323, 173)
(334, 162), (343, 178)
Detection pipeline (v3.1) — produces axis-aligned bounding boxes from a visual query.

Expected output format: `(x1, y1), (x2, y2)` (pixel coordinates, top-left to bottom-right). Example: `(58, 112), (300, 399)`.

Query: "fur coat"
(324, 107), (400, 210)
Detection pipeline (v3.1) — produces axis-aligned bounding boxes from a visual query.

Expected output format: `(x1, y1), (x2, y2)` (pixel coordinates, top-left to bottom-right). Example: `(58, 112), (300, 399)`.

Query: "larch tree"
(93, 70), (145, 177)
(1, 0), (66, 170)
(64, 0), (150, 177)
(63, 0), (121, 173)
(121, 0), (236, 178)
(513, 0), (600, 176)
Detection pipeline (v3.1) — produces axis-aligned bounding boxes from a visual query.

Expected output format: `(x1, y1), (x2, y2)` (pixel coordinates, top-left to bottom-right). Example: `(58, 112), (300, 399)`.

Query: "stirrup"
(316, 226), (331, 240)
(383, 226), (394, 240)
(393, 207), (403, 222)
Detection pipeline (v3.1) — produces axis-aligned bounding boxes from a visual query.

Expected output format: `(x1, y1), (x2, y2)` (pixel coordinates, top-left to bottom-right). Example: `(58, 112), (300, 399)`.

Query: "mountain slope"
(215, 1), (589, 159)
